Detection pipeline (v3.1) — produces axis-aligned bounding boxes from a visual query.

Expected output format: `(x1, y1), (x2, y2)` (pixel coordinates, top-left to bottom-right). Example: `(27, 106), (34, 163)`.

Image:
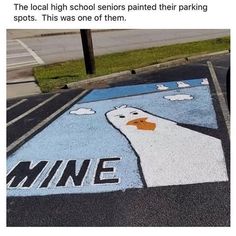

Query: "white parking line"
(7, 60), (37, 66)
(7, 61), (38, 70)
(7, 99), (28, 111)
(7, 40), (18, 42)
(7, 91), (88, 154)
(7, 93), (60, 127)
(17, 40), (45, 65)
(207, 61), (230, 136)
(7, 40), (20, 45)
(7, 47), (26, 51)
(7, 53), (32, 59)
(7, 39), (45, 70)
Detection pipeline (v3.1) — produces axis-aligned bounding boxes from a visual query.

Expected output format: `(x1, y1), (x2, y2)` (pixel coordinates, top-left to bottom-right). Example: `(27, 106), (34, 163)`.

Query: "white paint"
(201, 78), (209, 85)
(7, 61), (38, 70)
(70, 108), (96, 115)
(7, 93), (60, 127)
(7, 99), (27, 111)
(115, 105), (127, 109)
(164, 94), (193, 101)
(7, 40), (19, 44)
(7, 91), (89, 154)
(7, 161), (47, 189)
(7, 60), (37, 66)
(17, 40), (45, 65)
(207, 61), (230, 136)
(177, 81), (190, 88)
(7, 53), (32, 59)
(7, 39), (43, 70)
(106, 106), (228, 187)
(156, 84), (169, 90)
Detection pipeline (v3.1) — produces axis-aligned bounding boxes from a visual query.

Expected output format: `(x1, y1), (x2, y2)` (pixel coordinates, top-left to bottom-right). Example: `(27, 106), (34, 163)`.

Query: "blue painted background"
(7, 79), (218, 196)
(79, 78), (206, 103)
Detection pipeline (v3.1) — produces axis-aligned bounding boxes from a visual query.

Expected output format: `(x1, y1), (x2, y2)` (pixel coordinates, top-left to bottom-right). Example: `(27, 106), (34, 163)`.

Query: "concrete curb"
(7, 76), (36, 84)
(187, 50), (229, 62)
(67, 70), (130, 89)
(134, 58), (187, 73)
(66, 50), (230, 90)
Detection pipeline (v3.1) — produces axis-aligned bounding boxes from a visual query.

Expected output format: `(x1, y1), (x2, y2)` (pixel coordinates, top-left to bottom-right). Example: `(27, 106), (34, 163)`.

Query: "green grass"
(34, 37), (230, 92)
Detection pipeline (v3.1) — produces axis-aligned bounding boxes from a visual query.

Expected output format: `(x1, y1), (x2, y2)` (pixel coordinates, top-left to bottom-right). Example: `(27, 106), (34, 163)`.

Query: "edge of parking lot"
(65, 50), (230, 90)
(7, 50), (230, 100)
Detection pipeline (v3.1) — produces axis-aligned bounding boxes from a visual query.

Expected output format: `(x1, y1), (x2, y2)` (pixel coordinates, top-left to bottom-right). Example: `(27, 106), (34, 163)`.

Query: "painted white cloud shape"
(201, 78), (209, 85)
(177, 81), (190, 88)
(70, 108), (96, 115)
(156, 84), (169, 90)
(164, 94), (193, 101)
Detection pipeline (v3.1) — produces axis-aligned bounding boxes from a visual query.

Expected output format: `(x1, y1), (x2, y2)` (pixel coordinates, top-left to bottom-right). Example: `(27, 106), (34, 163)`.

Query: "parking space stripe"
(7, 53), (32, 59)
(207, 61), (230, 136)
(7, 60), (37, 66)
(7, 40), (44, 70)
(7, 47), (26, 51)
(7, 93), (60, 127)
(7, 62), (38, 70)
(7, 90), (88, 154)
(17, 40), (45, 65)
(7, 40), (18, 43)
(7, 99), (28, 111)
(7, 42), (19, 45)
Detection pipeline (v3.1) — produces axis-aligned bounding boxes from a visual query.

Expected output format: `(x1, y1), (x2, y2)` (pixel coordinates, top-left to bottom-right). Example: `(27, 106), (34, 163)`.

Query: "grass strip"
(34, 37), (230, 92)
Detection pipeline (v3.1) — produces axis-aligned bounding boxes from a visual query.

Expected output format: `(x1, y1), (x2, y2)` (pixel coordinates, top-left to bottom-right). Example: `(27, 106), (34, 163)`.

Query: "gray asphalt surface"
(7, 29), (230, 68)
(6, 29), (230, 99)
(7, 54), (230, 226)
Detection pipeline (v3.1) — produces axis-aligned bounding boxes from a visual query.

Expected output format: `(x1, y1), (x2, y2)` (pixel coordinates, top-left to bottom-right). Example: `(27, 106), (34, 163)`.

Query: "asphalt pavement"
(6, 29), (230, 99)
(7, 29), (229, 69)
(7, 54), (230, 226)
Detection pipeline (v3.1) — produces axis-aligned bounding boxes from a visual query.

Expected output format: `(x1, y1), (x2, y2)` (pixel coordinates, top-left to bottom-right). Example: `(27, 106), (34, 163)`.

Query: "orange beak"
(126, 117), (156, 131)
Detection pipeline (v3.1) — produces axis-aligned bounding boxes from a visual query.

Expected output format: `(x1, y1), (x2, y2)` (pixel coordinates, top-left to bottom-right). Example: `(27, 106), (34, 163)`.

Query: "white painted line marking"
(207, 61), (230, 136)
(7, 42), (20, 46)
(7, 99), (28, 111)
(7, 40), (18, 43)
(7, 93), (60, 127)
(7, 42), (19, 45)
(7, 46), (27, 51)
(7, 62), (38, 70)
(7, 47), (24, 51)
(7, 91), (88, 154)
(7, 60), (37, 66)
(7, 53), (32, 59)
(17, 40), (45, 65)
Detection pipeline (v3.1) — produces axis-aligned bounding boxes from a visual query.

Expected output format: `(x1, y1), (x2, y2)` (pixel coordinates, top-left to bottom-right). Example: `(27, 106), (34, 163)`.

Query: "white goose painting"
(105, 105), (228, 187)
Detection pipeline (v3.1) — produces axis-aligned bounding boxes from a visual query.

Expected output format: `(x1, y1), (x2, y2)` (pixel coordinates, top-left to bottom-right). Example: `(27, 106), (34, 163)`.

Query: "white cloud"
(177, 81), (190, 88)
(164, 94), (193, 101)
(201, 78), (209, 85)
(156, 84), (169, 90)
(70, 108), (96, 115)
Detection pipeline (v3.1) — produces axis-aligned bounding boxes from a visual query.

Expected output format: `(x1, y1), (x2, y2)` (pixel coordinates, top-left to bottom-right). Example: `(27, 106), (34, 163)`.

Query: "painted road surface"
(7, 78), (228, 197)
(7, 55), (230, 226)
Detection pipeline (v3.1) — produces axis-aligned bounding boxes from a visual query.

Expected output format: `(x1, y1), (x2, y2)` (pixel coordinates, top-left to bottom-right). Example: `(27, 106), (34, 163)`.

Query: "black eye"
(132, 112), (138, 115)
(119, 115), (125, 118)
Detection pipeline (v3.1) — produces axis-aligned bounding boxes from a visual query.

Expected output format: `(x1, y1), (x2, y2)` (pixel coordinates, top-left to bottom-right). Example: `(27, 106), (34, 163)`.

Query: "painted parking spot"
(7, 78), (228, 197)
